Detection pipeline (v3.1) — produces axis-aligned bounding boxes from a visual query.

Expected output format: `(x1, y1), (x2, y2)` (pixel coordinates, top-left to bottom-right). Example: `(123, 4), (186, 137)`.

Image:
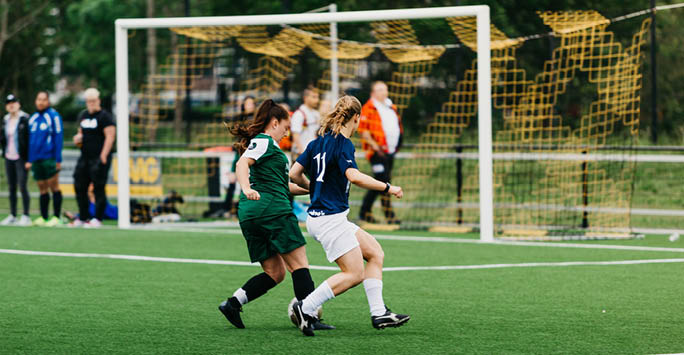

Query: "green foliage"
(0, 0), (682, 142)
(0, 0), (61, 112)
(60, 0), (147, 108)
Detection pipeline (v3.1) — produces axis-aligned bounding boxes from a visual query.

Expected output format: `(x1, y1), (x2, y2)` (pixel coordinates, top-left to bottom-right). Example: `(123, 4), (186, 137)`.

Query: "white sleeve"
(290, 111), (304, 134)
(241, 138), (269, 161)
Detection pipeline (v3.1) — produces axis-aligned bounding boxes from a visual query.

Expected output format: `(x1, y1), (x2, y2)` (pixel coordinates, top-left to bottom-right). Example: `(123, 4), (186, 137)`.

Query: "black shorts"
(74, 157), (111, 186)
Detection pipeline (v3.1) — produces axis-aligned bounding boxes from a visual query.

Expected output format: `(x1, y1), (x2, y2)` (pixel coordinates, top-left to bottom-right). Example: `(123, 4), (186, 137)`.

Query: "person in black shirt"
(71, 88), (115, 227)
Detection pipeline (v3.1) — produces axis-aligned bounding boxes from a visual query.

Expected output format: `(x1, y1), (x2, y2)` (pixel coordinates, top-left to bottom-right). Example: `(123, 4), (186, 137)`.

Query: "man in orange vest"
(358, 81), (402, 224)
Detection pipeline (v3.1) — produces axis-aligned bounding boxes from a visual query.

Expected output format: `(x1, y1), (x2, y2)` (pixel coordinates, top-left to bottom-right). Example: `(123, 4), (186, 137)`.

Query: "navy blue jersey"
(296, 132), (358, 217)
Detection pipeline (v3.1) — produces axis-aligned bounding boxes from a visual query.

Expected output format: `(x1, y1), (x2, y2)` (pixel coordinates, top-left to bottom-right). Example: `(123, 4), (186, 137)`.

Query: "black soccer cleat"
(371, 307), (410, 329)
(219, 300), (245, 329)
(312, 319), (336, 330)
(291, 301), (315, 336)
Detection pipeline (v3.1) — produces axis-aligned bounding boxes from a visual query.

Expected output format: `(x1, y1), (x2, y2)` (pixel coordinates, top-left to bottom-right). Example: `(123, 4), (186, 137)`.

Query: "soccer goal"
(114, 6), (495, 239)
(113, 6), (653, 241)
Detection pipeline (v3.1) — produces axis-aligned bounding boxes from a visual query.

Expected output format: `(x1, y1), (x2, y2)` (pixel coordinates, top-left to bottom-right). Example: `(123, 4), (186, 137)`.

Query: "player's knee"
(267, 268), (286, 284)
(348, 269), (364, 286)
(374, 249), (385, 264)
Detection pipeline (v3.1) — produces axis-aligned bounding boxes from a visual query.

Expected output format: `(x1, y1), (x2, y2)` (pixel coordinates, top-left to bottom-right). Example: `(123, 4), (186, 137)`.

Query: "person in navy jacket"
(26, 91), (64, 226)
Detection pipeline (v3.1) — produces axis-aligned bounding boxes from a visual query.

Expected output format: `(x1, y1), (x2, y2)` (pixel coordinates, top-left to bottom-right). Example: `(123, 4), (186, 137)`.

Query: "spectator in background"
(224, 95), (256, 217)
(318, 97), (332, 120)
(70, 88), (115, 228)
(26, 91), (64, 227)
(290, 87), (320, 158)
(277, 102), (293, 152)
(358, 81), (402, 225)
(1, 94), (31, 226)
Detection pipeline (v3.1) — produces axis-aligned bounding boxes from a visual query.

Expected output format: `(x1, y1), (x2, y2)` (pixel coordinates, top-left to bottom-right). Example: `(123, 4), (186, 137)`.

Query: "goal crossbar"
(114, 5), (494, 241)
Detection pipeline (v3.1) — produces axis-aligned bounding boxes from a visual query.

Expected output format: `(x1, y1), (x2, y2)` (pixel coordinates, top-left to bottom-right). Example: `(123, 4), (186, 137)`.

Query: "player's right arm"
(235, 156), (260, 200)
(289, 140), (311, 190)
(345, 168), (402, 198)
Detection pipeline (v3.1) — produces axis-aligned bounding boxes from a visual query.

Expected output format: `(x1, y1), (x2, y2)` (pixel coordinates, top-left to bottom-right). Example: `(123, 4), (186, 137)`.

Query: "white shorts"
(306, 209), (360, 263)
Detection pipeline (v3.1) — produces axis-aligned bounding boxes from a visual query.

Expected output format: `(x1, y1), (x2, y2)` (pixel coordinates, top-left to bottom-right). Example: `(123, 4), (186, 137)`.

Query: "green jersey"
(237, 133), (292, 221)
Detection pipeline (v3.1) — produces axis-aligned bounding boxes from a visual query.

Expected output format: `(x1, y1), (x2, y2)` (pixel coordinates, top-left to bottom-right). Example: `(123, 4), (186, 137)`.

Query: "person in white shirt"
(0, 94), (31, 226)
(290, 88), (321, 157)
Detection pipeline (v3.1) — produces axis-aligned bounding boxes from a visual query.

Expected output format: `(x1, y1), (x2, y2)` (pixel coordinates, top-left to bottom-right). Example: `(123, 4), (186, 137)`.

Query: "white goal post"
(114, 6), (494, 241)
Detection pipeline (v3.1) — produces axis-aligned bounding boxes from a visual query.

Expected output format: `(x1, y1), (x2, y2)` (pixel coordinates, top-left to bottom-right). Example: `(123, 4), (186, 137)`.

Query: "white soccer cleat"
(1, 215), (17, 225)
(16, 215), (32, 226)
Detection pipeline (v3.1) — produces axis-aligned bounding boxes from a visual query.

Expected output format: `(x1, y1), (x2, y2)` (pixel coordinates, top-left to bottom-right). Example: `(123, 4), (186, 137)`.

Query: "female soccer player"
(289, 95), (410, 336)
(218, 99), (333, 330)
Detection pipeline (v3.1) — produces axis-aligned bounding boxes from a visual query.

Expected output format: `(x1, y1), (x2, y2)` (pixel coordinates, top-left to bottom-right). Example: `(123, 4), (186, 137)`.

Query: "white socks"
(302, 281), (335, 316)
(233, 288), (248, 305)
(363, 278), (386, 317)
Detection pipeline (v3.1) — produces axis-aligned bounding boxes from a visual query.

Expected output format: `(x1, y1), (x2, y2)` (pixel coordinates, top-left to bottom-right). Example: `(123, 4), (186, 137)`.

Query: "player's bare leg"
(357, 228), (410, 329)
(293, 247), (364, 336)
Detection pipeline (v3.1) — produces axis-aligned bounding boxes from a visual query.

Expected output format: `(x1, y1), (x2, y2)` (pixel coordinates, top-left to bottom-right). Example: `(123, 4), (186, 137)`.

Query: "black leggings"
(360, 153), (396, 221)
(74, 157), (111, 221)
(4, 158), (30, 216)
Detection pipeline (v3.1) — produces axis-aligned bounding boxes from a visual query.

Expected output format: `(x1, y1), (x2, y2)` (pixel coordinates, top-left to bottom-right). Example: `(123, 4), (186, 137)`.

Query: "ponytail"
(318, 95), (362, 136)
(231, 99), (289, 155)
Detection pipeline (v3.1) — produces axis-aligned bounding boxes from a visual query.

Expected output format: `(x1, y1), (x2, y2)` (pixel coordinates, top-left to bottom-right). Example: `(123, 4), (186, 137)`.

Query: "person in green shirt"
(218, 99), (333, 331)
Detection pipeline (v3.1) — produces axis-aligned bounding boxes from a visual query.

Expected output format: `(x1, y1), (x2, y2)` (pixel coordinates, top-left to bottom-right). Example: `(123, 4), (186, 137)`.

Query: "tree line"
(0, 0), (681, 143)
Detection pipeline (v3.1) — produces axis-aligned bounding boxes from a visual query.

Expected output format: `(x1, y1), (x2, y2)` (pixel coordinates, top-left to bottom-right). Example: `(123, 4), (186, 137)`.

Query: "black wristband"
(383, 182), (391, 193)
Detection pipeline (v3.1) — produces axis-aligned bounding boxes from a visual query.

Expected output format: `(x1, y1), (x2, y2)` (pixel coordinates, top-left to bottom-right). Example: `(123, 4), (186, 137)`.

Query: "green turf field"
(1, 225), (683, 354)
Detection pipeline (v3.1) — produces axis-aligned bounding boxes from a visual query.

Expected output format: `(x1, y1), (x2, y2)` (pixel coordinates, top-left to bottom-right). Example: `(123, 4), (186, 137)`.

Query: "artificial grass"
(1, 226), (684, 354)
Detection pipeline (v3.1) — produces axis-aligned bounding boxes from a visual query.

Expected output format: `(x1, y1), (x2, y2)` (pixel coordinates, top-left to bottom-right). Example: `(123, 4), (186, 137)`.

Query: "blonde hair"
(317, 95), (361, 136)
(84, 88), (100, 100)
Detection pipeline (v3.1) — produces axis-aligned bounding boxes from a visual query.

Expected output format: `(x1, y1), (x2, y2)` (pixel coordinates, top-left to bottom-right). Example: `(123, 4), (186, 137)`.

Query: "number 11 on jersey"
(313, 152), (326, 182)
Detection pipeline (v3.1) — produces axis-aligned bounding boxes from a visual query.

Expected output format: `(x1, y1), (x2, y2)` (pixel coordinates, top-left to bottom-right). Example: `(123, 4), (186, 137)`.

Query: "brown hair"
(317, 95), (361, 136)
(231, 99), (289, 155)
(303, 86), (318, 99)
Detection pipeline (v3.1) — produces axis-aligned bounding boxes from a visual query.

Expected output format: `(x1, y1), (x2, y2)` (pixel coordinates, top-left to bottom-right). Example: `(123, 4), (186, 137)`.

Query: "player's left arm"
(345, 168), (402, 198)
(100, 125), (116, 165)
(288, 182), (308, 195)
(340, 140), (402, 198)
(289, 161), (310, 191)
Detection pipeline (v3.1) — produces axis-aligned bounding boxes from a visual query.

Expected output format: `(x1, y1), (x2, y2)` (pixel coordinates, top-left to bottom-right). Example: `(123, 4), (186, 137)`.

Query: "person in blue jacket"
(26, 91), (64, 226)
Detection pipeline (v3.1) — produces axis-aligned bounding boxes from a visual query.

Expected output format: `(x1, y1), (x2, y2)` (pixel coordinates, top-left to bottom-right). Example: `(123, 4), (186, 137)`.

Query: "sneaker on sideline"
(16, 215), (32, 226)
(1, 215), (16, 225)
(32, 217), (46, 227)
(45, 216), (64, 227)
(84, 218), (102, 228)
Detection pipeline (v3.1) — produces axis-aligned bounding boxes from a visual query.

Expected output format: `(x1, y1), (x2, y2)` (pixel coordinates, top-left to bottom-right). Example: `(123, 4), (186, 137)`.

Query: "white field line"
(371, 234), (684, 253)
(1, 248), (684, 272)
(21, 224), (684, 254)
(114, 225), (684, 253)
